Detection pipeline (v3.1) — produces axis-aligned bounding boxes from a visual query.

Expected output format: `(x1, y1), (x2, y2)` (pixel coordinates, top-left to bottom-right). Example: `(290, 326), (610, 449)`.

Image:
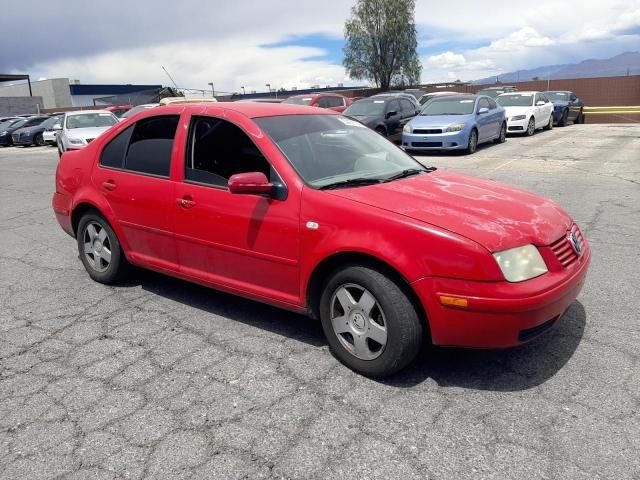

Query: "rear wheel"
(77, 212), (131, 284)
(525, 117), (535, 136)
(494, 122), (507, 143)
(576, 109), (585, 124)
(465, 128), (478, 154)
(319, 265), (423, 377)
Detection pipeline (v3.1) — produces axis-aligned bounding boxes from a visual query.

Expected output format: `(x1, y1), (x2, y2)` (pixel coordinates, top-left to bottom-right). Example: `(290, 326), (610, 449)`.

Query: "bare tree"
(343, 0), (421, 90)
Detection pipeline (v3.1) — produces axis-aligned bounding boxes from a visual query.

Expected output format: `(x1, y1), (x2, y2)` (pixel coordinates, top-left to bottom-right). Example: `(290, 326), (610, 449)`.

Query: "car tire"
(494, 122), (507, 143)
(543, 114), (553, 131)
(375, 126), (387, 137)
(319, 265), (424, 378)
(465, 128), (478, 154)
(57, 144), (63, 158)
(525, 117), (535, 136)
(77, 212), (131, 285)
(34, 134), (45, 146)
(559, 109), (568, 127)
(576, 109), (585, 124)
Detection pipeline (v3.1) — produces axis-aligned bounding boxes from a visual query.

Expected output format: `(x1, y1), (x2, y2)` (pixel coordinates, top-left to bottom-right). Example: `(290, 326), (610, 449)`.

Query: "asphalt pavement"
(1, 124), (639, 479)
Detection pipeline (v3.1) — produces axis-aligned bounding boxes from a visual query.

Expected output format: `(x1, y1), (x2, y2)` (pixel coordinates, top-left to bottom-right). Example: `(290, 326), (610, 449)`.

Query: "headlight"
(492, 244), (548, 282)
(403, 124), (412, 133)
(511, 115), (526, 121)
(68, 137), (84, 145)
(447, 123), (465, 132)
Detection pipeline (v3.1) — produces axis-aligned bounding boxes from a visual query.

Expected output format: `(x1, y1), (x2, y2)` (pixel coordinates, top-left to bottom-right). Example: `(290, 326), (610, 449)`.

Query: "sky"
(1, 0), (638, 94)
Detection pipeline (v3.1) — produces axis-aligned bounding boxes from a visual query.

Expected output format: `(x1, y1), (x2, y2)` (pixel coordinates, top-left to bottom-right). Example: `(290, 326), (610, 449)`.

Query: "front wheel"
(34, 133), (45, 146)
(576, 109), (585, 124)
(77, 212), (131, 284)
(465, 129), (478, 154)
(559, 109), (568, 127)
(320, 265), (424, 377)
(525, 117), (535, 136)
(494, 122), (507, 143)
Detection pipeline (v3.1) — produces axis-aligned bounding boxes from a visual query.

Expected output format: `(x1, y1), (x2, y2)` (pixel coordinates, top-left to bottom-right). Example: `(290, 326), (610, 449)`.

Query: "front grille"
(12, 134), (19, 142)
(413, 128), (443, 134)
(86, 138), (95, 143)
(412, 141), (443, 147)
(549, 224), (585, 268)
(518, 317), (558, 342)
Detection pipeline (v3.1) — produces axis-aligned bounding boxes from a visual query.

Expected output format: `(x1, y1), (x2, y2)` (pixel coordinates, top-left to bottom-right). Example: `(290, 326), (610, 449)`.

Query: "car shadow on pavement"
(382, 301), (587, 392)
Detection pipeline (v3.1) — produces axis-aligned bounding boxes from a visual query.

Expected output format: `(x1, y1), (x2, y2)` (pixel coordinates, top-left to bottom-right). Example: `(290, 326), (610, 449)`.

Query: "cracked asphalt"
(1, 123), (639, 479)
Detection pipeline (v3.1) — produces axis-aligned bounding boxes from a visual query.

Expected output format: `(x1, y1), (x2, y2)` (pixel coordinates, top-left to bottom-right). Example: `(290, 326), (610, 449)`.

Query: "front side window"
(255, 114), (429, 189)
(487, 98), (498, 109)
(66, 113), (118, 129)
(316, 97), (331, 108)
(344, 100), (386, 117)
(496, 94), (534, 107)
(478, 98), (490, 111)
(283, 97), (313, 106)
(186, 116), (273, 188)
(325, 96), (345, 108)
(124, 116), (179, 177)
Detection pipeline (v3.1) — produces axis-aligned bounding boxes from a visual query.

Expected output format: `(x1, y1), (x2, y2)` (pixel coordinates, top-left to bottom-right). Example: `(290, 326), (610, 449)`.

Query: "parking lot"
(1, 123), (639, 479)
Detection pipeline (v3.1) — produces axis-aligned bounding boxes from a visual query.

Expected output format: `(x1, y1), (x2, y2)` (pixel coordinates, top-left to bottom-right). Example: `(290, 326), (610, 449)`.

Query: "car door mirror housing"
(478, 107), (489, 114)
(536, 101), (546, 106)
(228, 172), (273, 195)
(386, 111), (397, 119)
(53, 124), (62, 130)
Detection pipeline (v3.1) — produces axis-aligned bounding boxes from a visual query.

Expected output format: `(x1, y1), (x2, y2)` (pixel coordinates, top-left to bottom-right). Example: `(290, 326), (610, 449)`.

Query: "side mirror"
(385, 111), (397, 119)
(53, 124), (62, 130)
(536, 101), (546, 106)
(478, 107), (489, 114)
(228, 172), (273, 195)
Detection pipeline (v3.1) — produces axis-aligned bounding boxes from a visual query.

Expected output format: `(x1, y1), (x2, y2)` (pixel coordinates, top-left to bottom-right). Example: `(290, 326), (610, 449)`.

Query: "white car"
(57, 110), (119, 157)
(496, 91), (554, 136)
(43, 116), (63, 145)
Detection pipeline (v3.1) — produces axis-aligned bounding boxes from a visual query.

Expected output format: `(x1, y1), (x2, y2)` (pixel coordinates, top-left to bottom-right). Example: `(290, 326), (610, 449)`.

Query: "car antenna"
(161, 65), (180, 90)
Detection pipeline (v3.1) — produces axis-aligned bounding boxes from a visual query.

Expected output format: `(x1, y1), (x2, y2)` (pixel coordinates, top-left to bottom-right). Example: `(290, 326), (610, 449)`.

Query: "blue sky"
(1, 0), (638, 92)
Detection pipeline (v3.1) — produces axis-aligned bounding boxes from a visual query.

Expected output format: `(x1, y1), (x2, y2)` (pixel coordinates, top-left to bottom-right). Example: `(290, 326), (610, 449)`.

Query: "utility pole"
(241, 86), (246, 95)
(208, 82), (215, 98)
(266, 83), (271, 97)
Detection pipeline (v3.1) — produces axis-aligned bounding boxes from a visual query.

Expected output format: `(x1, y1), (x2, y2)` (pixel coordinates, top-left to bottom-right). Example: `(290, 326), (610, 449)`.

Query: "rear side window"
(124, 116), (179, 177)
(316, 97), (331, 108)
(100, 126), (134, 168)
(325, 96), (344, 108)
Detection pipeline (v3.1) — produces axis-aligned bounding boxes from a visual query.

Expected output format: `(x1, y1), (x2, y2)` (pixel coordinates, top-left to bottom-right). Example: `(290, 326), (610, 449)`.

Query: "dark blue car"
(12, 115), (63, 146)
(544, 91), (585, 126)
(0, 116), (48, 146)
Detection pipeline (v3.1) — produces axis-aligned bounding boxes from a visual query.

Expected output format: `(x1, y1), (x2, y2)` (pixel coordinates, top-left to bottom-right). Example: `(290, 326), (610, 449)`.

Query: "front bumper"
(506, 117), (528, 133)
(402, 129), (469, 150)
(43, 131), (57, 144)
(552, 109), (565, 122)
(412, 242), (591, 348)
(12, 133), (34, 145)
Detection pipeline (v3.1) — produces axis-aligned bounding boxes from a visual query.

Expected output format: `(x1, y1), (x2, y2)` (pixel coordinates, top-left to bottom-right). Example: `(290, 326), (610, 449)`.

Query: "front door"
(171, 113), (301, 305)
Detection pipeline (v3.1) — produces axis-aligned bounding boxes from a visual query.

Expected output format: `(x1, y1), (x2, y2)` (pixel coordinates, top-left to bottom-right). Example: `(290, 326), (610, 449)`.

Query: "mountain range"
(471, 51), (640, 85)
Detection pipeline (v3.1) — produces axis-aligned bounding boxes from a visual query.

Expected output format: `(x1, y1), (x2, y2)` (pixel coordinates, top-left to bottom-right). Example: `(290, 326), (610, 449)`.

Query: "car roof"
(479, 86), (516, 90)
(131, 102), (338, 120)
(65, 109), (117, 117)
(430, 94), (477, 101)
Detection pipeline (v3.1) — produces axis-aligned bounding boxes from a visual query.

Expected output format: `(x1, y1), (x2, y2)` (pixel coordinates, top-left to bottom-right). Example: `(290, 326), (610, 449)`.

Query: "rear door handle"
(177, 196), (196, 209)
(102, 180), (117, 191)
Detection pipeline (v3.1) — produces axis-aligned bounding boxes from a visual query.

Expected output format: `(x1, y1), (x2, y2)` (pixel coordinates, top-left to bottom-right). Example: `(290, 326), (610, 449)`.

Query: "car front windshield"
(477, 89), (503, 98)
(344, 101), (386, 117)
(0, 119), (21, 130)
(544, 92), (570, 101)
(496, 94), (534, 107)
(420, 98), (475, 115)
(283, 97), (313, 105)
(66, 113), (117, 129)
(41, 117), (62, 128)
(255, 114), (430, 189)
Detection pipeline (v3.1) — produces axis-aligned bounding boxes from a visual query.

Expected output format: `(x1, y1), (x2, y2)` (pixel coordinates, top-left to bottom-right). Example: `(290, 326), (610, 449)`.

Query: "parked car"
(57, 110), (119, 156)
(476, 86), (518, 98)
(52, 102), (590, 377)
(497, 91), (554, 136)
(104, 105), (133, 118)
(371, 92), (422, 105)
(43, 116), (64, 145)
(0, 116), (48, 146)
(417, 91), (463, 106)
(402, 95), (506, 154)
(159, 97), (218, 106)
(0, 116), (18, 123)
(401, 89), (426, 100)
(543, 91), (585, 126)
(12, 115), (63, 146)
(119, 103), (160, 120)
(343, 96), (420, 139)
(282, 93), (352, 112)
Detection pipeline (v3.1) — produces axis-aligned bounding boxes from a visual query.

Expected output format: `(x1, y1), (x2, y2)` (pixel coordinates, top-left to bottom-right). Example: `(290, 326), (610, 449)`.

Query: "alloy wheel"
(330, 283), (388, 360)
(527, 118), (535, 135)
(83, 222), (112, 273)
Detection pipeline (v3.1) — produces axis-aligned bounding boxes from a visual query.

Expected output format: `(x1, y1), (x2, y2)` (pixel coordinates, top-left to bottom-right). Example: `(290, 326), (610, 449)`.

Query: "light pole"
(265, 83), (271, 97)
(208, 82), (215, 98)
(241, 86), (246, 95)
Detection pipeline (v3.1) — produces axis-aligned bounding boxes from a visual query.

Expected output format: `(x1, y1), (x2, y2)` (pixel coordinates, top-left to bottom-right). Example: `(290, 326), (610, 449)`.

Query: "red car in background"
(104, 105), (133, 118)
(282, 93), (352, 112)
(52, 102), (590, 377)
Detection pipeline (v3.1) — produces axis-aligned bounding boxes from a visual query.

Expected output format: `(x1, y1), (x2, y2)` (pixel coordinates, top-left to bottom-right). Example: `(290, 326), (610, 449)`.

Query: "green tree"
(532, 76), (540, 81)
(343, 0), (421, 90)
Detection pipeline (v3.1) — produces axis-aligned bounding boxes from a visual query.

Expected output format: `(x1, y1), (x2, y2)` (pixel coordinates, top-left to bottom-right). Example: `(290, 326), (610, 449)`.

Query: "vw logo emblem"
(568, 231), (582, 256)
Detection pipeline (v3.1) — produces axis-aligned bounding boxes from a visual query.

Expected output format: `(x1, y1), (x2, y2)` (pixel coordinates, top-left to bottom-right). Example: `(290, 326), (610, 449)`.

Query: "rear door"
(92, 115), (180, 269)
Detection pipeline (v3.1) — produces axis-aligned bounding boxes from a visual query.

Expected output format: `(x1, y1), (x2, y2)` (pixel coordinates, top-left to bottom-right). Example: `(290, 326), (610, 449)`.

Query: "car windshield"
(65, 113), (117, 129)
(496, 94), (534, 107)
(283, 97), (313, 105)
(41, 116), (62, 128)
(255, 114), (431, 189)
(420, 98), (475, 115)
(0, 119), (22, 130)
(23, 117), (47, 127)
(343, 101), (386, 117)
(545, 92), (570, 101)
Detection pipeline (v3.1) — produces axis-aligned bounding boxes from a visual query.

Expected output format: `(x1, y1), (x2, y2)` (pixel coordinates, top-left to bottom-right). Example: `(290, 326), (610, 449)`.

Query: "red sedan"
(52, 103), (590, 377)
(282, 93), (352, 112)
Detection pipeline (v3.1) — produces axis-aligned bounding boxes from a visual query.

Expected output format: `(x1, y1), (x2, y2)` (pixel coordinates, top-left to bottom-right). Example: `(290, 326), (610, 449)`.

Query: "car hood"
(67, 126), (112, 140)
(14, 125), (46, 135)
(550, 100), (570, 107)
(502, 105), (534, 116)
(409, 114), (473, 127)
(328, 170), (571, 252)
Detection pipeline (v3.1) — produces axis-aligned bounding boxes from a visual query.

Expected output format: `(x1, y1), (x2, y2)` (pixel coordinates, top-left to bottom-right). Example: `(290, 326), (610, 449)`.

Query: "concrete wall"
(0, 78), (72, 109)
(0, 97), (44, 116)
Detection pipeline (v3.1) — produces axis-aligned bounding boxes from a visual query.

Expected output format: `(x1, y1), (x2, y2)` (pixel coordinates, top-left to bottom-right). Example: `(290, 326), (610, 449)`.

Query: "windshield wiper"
(319, 178), (383, 190)
(383, 167), (436, 182)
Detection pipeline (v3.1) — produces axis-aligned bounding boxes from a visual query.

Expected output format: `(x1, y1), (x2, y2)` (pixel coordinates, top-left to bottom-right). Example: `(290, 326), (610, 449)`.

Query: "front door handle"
(177, 196), (196, 209)
(102, 180), (117, 191)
